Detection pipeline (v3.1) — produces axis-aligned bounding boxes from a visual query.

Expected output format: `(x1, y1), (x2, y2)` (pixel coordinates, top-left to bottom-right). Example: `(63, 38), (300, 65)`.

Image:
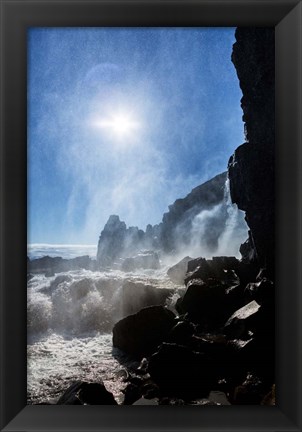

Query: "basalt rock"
(229, 28), (275, 276)
(147, 342), (218, 399)
(28, 255), (96, 275)
(184, 256), (240, 286)
(223, 300), (262, 339)
(57, 380), (117, 405)
(244, 278), (274, 305)
(176, 279), (227, 329)
(112, 305), (176, 358)
(176, 277), (243, 330)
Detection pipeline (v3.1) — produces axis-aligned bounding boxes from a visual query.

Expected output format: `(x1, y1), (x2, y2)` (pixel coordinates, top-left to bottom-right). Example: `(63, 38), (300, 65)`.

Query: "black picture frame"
(0, 0), (301, 431)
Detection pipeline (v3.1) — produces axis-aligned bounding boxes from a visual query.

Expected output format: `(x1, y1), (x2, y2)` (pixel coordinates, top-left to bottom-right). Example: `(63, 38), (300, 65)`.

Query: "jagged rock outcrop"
(228, 28), (275, 276)
(160, 172), (230, 253)
(97, 172), (247, 267)
(97, 215), (141, 267)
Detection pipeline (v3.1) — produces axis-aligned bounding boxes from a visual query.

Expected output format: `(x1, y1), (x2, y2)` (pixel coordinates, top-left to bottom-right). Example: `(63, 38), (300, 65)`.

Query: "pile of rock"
(111, 255), (275, 405)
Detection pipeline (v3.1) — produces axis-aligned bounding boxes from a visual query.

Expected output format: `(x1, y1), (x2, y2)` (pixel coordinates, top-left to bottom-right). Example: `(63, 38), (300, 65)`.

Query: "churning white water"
(27, 246), (181, 404)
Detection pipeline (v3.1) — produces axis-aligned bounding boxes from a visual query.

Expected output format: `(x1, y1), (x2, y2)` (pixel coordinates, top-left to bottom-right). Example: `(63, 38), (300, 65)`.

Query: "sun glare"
(93, 114), (140, 138)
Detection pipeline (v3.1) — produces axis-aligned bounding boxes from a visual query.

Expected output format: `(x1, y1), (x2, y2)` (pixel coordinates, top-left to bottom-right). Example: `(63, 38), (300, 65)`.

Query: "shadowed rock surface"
(228, 27), (275, 276)
(112, 306), (176, 358)
(57, 380), (117, 405)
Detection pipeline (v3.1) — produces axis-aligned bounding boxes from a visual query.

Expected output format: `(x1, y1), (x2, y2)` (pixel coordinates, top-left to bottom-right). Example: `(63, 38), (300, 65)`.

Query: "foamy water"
(27, 246), (182, 404)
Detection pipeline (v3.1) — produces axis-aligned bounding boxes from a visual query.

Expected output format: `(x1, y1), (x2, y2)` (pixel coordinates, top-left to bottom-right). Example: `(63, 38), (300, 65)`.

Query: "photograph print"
(27, 27), (275, 405)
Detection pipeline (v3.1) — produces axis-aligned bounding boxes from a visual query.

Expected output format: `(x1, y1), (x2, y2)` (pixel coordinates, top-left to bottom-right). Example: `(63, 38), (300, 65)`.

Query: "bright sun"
(93, 114), (140, 138)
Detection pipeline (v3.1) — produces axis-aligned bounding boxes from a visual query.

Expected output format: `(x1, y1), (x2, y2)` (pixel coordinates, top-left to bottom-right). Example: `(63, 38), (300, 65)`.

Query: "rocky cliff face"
(160, 172), (228, 253)
(228, 28), (275, 277)
(96, 172), (247, 268)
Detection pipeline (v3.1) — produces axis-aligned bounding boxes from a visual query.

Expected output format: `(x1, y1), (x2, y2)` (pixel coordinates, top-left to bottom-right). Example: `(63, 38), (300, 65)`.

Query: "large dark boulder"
(112, 305), (176, 358)
(185, 256), (240, 286)
(176, 279), (238, 329)
(147, 343), (219, 399)
(57, 380), (117, 405)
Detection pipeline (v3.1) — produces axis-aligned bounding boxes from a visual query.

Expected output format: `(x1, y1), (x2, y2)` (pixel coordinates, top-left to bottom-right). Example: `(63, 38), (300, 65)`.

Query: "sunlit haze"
(28, 28), (244, 244)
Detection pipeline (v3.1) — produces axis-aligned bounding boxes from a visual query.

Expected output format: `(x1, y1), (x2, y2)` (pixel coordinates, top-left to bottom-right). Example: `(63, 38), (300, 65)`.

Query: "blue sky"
(28, 28), (244, 245)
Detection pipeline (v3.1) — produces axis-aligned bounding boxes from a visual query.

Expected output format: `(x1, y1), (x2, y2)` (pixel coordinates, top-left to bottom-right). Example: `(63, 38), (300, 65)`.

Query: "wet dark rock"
(121, 281), (173, 317)
(229, 28), (275, 275)
(148, 342), (219, 399)
(57, 380), (117, 405)
(123, 382), (143, 405)
(167, 256), (192, 285)
(121, 251), (160, 272)
(175, 279), (231, 329)
(185, 256), (240, 286)
(222, 333), (274, 388)
(28, 255), (96, 275)
(239, 232), (257, 264)
(244, 278), (274, 305)
(112, 306), (176, 358)
(232, 373), (269, 405)
(256, 268), (269, 281)
(223, 300), (261, 339)
(235, 261), (260, 285)
(167, 320), (196, 345)
(142, 382), (160, 399)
